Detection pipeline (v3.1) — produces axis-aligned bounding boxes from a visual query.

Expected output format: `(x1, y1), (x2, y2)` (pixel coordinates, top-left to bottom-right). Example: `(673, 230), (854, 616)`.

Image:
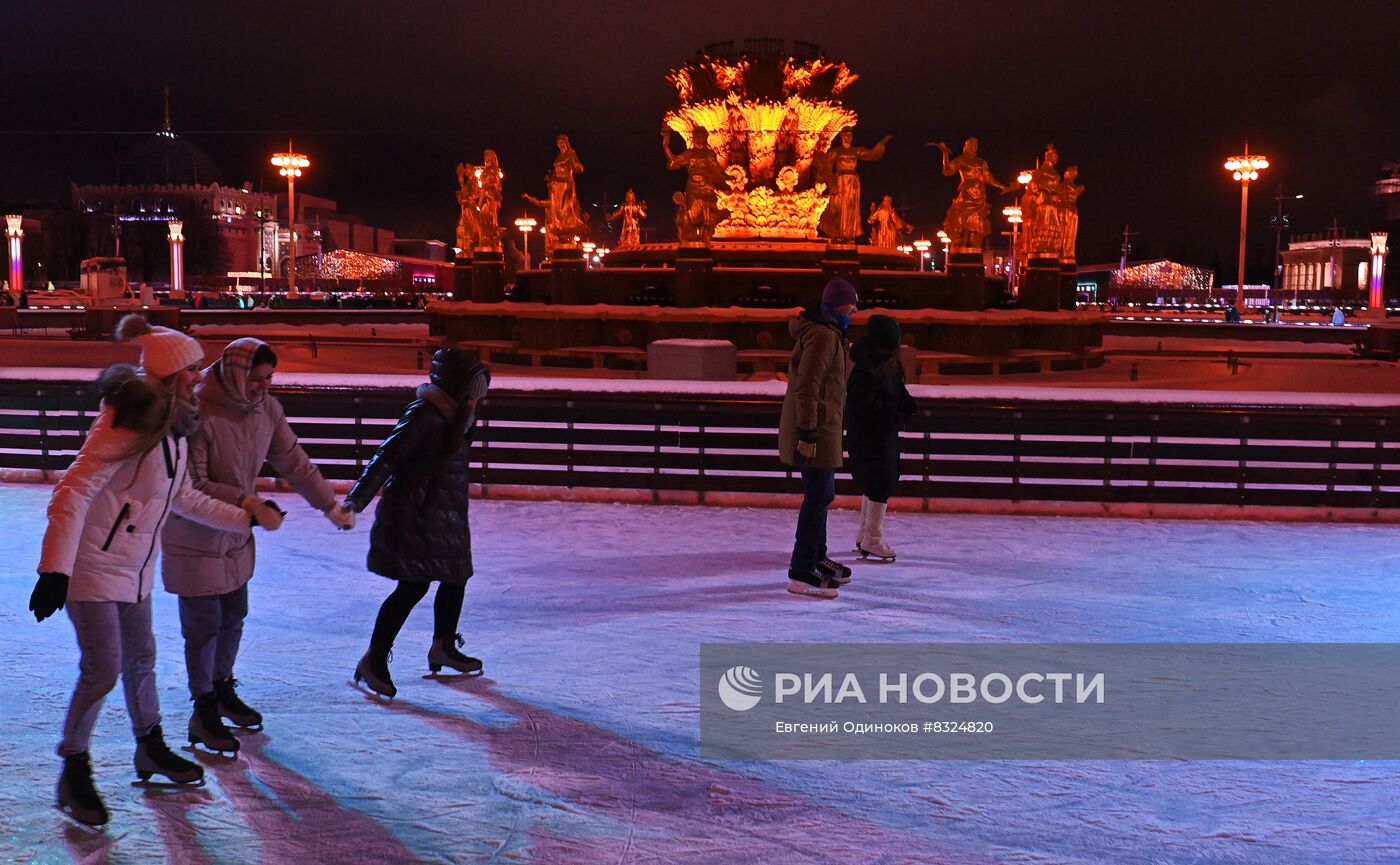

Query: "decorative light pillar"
(6, 215), (24, 299)
(271, 147), (310, 299)
(167, 220), (185, 298)
(1370, 232), (1389, 314)
(1224, 147), (1269, 309)
(936, 230), (950, 271)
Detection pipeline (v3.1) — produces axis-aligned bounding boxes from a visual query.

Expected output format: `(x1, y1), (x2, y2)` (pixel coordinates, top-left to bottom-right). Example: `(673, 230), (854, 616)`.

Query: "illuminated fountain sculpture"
(661, 50), (860, 240)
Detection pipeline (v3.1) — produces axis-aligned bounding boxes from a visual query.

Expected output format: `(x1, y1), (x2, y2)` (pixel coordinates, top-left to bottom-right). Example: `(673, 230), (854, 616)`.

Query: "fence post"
(652, 402), (662, 505)
(1373, 418), (1386, 510)
(1103, 411), (1115, 501)
(696, 403), (706, 505)
(566, 399), (575, 488)
(1147, 414), (1159, 503)
(1237, 414), (1250, 507)
(1011, 410), (1023, 503)
(1327, 416), (1341, 505)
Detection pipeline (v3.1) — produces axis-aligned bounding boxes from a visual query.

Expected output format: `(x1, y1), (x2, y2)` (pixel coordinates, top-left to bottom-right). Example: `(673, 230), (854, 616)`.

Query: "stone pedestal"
(820, 243), (860, 284)
(452, 255), (472, 301)
(470, 248), (505, 303)
(674, 243), (713, 308)
(1059, 260), (1079, 310)
(1019, 257), (1061, 311)
(647, 338), (737, 380)
(946, 252), (987, 311)
(548, 245), (586, 305)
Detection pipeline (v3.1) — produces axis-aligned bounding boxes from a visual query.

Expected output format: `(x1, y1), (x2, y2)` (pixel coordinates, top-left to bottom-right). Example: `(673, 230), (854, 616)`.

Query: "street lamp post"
(581, 241), (597, 268)
(913, 238), (931, 272)
(1002, 205), (1023, 295)
(936, 230), (950, 271)
(271, 147), (310, 300)
(1224, 146), (1269, 309)
(514, 216), (537, 270)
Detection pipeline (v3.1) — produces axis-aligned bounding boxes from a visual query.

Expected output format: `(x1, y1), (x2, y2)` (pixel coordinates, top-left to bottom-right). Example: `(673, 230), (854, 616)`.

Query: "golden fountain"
(661, 49), (859, 239)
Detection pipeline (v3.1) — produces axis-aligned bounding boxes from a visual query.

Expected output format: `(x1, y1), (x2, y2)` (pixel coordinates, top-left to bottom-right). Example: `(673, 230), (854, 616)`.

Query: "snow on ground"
(1, 483), (1397, 864)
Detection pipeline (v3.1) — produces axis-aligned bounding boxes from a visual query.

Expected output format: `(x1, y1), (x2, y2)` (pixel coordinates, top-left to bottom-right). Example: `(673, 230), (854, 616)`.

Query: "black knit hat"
(430, 348), (490, 402)
(867, 314), (901, 352)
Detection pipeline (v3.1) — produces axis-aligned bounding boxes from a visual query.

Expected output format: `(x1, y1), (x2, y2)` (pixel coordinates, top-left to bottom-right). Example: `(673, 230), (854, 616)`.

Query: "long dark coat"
(777, 308), (850, 469)
(843, 338), (917, 501)
(346, 392), (475, 583)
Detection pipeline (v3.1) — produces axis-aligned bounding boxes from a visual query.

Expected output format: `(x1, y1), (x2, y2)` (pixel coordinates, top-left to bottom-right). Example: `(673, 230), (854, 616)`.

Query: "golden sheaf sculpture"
(662, 51), (862, 240)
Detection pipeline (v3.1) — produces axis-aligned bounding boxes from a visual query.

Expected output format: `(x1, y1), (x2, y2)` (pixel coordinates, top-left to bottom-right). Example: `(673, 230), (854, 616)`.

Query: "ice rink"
(2, 483), (1397, 864)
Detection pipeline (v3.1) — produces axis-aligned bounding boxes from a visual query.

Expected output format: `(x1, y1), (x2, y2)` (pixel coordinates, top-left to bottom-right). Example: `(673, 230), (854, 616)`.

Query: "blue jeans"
(178, 584), (249, 699)
(790, 467), (835, 572)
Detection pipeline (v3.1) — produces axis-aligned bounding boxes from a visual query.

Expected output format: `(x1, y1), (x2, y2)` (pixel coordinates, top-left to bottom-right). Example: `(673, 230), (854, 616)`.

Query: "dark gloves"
(797, 426), (818, 444)
(29, 572), (69, 623)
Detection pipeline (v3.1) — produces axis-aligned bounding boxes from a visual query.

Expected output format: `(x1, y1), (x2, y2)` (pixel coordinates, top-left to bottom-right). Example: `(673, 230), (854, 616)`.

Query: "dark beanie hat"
(820, 277), (858, 309)
(867, 314), (901, 351)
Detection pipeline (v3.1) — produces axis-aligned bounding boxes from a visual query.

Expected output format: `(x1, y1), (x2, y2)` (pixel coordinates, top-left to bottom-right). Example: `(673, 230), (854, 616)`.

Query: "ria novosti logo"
(717, 665), (763, 711)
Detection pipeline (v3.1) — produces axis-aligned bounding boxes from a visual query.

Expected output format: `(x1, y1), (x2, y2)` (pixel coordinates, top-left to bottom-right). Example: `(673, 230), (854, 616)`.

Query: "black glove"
(29, 572), (69, 623)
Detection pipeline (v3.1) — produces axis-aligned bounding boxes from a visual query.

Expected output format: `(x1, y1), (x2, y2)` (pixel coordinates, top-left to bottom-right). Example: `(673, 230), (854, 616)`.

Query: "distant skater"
(778, 278), (858, 599)
(32, 316), (280, 827)
(348, 348), (490, 698)
(846, 314), (917, 562)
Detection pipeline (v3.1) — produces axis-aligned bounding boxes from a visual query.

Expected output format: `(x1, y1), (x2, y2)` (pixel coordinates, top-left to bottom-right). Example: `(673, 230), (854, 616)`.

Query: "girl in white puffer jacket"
(30, 316), (283, 828)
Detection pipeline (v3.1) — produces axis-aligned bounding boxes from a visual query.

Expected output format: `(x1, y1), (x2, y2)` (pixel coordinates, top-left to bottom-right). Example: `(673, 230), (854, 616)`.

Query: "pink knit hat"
(115, 314), (205, 378)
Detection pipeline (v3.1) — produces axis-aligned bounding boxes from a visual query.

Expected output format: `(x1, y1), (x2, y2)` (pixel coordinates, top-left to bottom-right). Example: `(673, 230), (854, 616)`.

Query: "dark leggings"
(371, 582), (465, 648)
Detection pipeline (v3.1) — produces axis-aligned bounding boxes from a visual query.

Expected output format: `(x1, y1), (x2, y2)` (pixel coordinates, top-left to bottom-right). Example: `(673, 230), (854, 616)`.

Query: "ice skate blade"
(185, 739), (239, 758)
(349, 678), (395, 701)
(786, 579), (838, 599)
(423, 668), (484, 680)
(55, 802), (109, 829)
(132, 776), (205, 789)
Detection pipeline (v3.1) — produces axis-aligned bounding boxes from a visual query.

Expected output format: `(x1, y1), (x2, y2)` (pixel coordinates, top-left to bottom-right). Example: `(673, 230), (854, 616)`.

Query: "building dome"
(117, 132), (223, 187)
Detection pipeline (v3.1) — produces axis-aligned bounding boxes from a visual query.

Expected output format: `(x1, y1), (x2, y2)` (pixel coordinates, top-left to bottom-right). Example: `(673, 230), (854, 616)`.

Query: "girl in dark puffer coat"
(845, 314), (917, 562)
(345, 348), (490, 698)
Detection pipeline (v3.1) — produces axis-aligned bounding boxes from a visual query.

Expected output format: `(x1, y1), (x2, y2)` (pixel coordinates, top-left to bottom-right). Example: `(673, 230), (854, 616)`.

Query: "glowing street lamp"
(1224, 146), (1269, 308)
(936, 230), (950, 271)
(514, 216), (537, 270)
(912, 238), (932, 272)
(271, 146), (310, 299)
(1002, 205), (1024, 295)
(896, 244), (914, 258)
(581, 241), (597, 268)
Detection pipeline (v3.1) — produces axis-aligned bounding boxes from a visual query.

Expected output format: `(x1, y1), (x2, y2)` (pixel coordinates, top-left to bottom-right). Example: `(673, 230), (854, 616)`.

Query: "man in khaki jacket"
(778, 278), (857, 598)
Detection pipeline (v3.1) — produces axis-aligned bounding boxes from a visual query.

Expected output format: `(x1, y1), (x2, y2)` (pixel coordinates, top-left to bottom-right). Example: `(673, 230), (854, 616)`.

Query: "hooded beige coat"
(160, 339), (337, 597)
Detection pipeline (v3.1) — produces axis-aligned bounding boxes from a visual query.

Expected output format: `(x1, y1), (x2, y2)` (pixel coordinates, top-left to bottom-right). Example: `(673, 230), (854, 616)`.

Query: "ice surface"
(1, 484), (1397, 863)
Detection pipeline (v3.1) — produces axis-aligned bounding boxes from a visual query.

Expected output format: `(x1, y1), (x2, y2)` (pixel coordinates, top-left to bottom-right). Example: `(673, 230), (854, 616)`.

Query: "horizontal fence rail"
(1, 381), (1398, 511)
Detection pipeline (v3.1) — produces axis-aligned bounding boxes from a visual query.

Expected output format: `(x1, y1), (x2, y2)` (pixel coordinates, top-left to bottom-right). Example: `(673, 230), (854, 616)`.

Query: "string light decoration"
(296, 249), (401, 281)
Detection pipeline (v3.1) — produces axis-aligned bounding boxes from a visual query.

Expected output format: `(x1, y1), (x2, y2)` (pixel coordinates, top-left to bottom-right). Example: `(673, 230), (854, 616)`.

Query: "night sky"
(2, 0), (1397, 278)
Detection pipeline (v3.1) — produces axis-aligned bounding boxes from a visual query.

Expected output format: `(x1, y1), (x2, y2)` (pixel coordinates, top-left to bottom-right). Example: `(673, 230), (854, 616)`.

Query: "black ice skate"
(214, 677), (263, 729)
(353, 645), (397, 698)
(427, 633), (483, 676)
(816, 556), (853, 585)
(189, 692), (241, 754)
(787, 567), (840, 599)
(135, 724), (204, 784)
(56, 752), (109, 827)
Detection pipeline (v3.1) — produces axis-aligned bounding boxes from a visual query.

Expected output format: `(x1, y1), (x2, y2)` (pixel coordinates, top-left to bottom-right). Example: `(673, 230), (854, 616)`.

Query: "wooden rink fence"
(2, 380), (1398, 515)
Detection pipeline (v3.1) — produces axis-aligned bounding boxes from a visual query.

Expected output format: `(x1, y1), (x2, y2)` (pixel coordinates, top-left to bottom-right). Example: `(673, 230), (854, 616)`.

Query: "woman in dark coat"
(345, 348), (490, 698)
(845, 314), (917, 562)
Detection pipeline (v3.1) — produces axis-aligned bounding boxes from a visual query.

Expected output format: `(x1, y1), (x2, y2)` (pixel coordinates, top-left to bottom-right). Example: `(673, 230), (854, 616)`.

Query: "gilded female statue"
(1056, 165), (1084, 260)
(547, 134), (586, 237)
(867, 195), (909, 249)
(817, 127), (891, 243)
(607, 189), (648, 248)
